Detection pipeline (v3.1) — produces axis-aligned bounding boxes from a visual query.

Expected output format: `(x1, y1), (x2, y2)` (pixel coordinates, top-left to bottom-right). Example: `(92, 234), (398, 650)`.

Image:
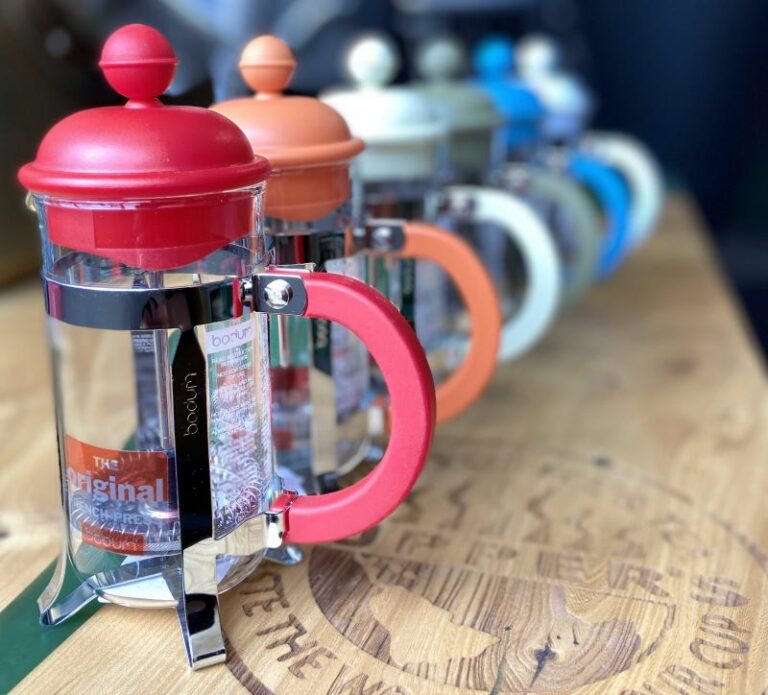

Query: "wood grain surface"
(1, 196), (767, 694)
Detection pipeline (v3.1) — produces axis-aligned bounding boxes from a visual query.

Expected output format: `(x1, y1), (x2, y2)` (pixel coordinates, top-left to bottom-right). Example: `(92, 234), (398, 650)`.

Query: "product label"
(414, 259), (451, 352)
(204, 312), (269, 535)
(205, 320), (256, 354)
(65, 436), (169, 554)
(324, 256), (371, 421)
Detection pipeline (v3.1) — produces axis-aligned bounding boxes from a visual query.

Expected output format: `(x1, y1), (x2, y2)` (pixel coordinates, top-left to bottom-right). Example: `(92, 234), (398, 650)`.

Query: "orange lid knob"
(239, 35), (296, 98)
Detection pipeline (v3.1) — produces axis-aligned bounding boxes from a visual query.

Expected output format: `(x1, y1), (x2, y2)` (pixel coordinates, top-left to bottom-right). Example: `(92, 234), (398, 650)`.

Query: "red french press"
(18, 24), (435, 669)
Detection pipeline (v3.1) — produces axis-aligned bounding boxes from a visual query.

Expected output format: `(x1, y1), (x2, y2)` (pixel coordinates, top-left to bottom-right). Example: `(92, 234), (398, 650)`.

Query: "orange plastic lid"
(211, 36), (364, 170)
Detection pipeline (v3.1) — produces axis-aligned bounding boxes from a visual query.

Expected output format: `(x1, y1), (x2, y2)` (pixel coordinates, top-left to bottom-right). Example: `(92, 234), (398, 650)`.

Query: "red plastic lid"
(18, 24), (271, 270)
(18, 24), (270, 199)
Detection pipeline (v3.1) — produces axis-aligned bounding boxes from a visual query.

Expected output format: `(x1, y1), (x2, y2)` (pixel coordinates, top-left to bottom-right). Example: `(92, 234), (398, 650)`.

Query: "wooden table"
(1, 196), (767, 694)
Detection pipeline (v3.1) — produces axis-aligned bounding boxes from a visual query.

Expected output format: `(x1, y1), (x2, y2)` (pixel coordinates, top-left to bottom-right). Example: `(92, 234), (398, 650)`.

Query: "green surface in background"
(0, 329), (187, 690)
(0, 558), (102, 692)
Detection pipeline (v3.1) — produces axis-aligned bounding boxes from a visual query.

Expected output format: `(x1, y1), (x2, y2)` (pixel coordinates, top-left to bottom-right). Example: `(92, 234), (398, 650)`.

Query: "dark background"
(2, 0), (766, 349)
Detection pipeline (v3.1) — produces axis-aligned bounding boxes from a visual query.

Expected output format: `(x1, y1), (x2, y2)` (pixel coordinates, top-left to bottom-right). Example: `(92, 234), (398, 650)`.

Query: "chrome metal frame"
(39, 269), (307, 669)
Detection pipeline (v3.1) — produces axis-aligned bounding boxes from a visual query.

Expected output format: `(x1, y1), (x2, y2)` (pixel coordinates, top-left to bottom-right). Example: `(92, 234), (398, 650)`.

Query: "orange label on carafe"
(65, 436), (170, 554)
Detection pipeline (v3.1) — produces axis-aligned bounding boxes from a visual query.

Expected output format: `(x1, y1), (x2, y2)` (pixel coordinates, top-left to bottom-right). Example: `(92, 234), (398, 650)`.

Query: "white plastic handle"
(445, 185), (562, 362)
(583, 131), (664, 250)
(521, 167), (601, 304)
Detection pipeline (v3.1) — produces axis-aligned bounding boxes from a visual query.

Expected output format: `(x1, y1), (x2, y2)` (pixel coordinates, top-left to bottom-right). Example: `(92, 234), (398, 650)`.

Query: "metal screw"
(24, 192), (38, 213)
(506, 164), (531, 192)
(441, 191), (475, 217)
(263, 279), (293, 309)
(372, 225), (394, 251)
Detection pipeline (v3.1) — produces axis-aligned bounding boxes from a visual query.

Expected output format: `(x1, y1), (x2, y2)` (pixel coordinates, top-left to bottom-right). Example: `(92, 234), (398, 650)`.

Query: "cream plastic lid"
(412, 36), (503, 135)
(321, 34), (447, 182)
(517, 34), (560, 76)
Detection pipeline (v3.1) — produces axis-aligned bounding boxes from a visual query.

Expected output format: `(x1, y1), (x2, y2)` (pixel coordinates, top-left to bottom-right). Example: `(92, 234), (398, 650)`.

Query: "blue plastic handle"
(568, 153), (632, 278)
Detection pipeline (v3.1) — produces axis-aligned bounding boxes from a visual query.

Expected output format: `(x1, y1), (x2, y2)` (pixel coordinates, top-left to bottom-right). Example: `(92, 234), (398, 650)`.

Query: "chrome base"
(264, 545), (304, 566)
(38, 499), (293, 669)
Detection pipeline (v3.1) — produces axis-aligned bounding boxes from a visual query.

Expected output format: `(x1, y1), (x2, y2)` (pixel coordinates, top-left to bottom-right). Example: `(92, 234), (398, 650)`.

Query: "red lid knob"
(99, 24), (178, 104)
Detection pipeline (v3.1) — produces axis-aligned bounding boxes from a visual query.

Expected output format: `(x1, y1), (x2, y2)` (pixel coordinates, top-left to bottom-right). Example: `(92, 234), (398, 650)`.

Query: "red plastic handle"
(282, 271), (435, 544)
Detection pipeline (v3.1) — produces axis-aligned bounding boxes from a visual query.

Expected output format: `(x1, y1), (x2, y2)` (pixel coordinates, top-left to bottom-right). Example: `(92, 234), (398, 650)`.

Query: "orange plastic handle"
(398, 222), (502, 423)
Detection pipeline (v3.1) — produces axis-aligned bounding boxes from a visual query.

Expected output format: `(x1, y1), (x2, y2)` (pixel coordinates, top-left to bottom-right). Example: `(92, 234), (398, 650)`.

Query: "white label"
(205, 320), (255, 354)
(204, 312), (269, 535)
(325, 256), (371, 419)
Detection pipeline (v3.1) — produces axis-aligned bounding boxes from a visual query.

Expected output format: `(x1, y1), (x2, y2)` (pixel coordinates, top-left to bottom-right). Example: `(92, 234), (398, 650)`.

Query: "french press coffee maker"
(470, 35), (602, 302)
(212, 35), (500, 493)
(582, 132), (664, 249)
(516, 34), (663, 250)
(19, 24), (435, 669)
(514, 34), (634, 278)
(340, 34), (562, 364)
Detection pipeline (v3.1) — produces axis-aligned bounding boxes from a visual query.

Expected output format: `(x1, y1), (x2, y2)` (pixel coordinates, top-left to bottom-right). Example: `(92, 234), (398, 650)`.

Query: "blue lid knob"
(473, 35), (515, 78)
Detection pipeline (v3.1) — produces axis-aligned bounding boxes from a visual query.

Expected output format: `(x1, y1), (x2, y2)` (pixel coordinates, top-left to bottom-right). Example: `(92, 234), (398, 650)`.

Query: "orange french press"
(211, 36), (502, 495)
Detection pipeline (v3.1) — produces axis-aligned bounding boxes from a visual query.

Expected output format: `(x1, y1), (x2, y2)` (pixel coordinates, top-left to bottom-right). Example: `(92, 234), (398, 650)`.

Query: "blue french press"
(476, 34), (633, 279)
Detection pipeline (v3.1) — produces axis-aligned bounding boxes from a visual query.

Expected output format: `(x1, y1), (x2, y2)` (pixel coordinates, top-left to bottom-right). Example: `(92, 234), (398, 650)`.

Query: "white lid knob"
(415, 36), (466, 81)
(517, 34), (560, 76)
(346, 34), (400, 88)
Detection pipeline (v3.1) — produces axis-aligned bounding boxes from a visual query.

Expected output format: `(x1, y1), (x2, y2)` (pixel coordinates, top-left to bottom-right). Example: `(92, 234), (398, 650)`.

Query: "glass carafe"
(266, 205), (372, 494)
